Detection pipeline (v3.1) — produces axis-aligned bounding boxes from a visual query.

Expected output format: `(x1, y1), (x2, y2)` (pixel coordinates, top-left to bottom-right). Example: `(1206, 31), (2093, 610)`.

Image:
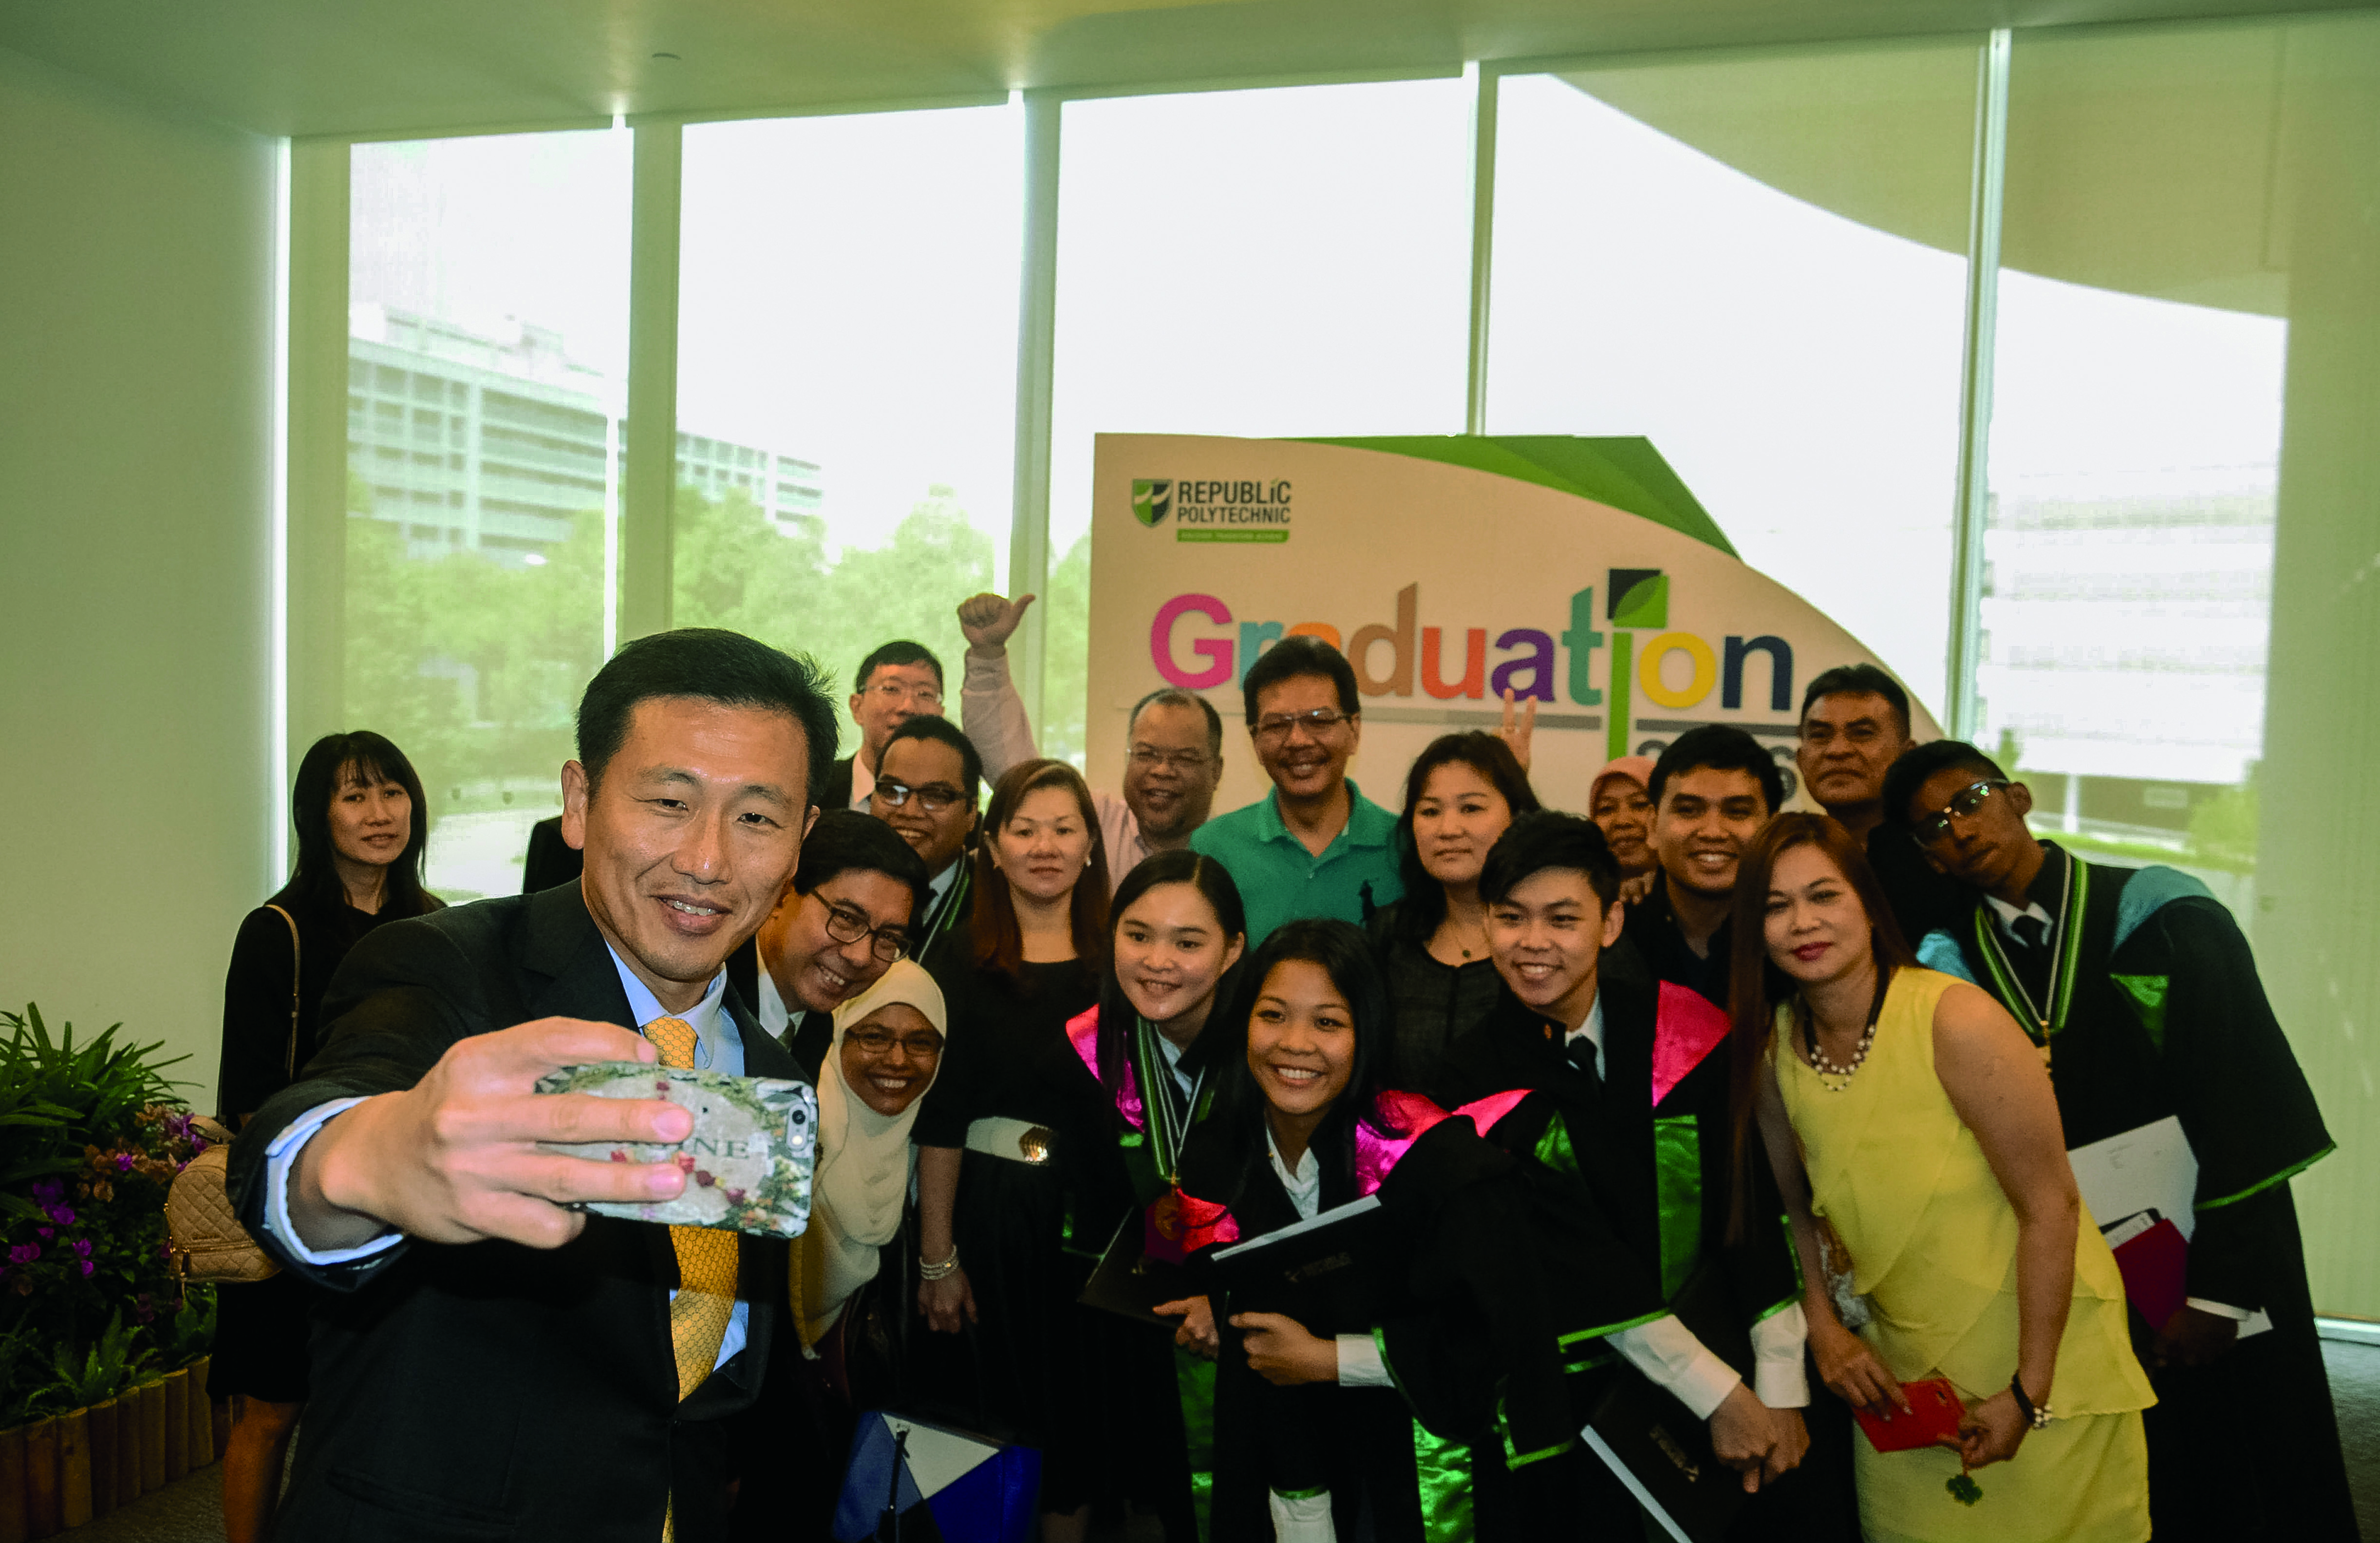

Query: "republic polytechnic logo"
(1131, 480), (1173, 527)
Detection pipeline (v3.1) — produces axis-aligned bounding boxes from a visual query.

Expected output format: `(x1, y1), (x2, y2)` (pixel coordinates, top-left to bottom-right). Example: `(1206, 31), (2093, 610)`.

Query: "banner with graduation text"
(1084, 433), (1941, 818)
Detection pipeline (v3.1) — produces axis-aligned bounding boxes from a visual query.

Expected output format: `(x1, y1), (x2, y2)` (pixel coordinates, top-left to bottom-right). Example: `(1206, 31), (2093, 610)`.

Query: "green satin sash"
(1652, 1113), (1702, 1299)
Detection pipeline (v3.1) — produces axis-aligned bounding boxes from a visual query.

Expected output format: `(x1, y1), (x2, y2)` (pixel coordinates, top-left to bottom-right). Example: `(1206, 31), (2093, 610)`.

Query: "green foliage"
(1040, 534), (1092, 767)
(0, 1007), (210, 1422)
(161, 1286), (217, 1370)
(46, 1311), (148, 1410)
(2188, 765), (2259, 870)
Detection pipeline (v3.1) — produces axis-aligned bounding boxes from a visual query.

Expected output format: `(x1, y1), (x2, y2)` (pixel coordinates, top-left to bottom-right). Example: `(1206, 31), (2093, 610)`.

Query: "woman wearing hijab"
(1587, 755), (1659, 889)
(758, 960), (948, 1540)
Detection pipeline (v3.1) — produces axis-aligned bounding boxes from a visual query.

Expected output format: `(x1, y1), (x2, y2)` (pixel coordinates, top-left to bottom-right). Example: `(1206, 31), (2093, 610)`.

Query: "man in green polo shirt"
(1190, 635), (1403, 942)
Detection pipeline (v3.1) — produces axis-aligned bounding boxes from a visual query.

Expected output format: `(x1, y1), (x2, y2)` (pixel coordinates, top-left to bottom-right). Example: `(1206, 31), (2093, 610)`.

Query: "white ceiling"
(0, 0), (2366, 139)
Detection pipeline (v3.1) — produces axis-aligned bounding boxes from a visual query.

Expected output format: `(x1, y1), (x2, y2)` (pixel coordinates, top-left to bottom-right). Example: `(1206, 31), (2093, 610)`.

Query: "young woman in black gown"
(909, 757), (1116, 1543)
(213, 731), (442, 1543)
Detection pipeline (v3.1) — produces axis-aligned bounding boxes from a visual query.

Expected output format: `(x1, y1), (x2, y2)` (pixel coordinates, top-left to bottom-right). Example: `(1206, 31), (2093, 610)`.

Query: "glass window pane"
(673, 108), (1022, 753)
(1487, 43), (1983, 718)
(1990, 13), (2380, 1317)
(1048, 79), (1472, 759)
(347, 132), (629, 901)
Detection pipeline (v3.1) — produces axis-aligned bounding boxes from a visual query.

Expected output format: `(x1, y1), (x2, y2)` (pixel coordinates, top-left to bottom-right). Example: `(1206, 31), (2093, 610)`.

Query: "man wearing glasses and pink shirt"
(952, 591), (1228, 894)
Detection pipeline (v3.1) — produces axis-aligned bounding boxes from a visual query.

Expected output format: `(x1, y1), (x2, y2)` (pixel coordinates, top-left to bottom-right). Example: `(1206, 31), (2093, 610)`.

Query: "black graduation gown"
(1918, 843), (2353, 1543)
(1178, 1098), (1581, 1543)
(1619, 880), (1734, 1009)
(1431, 974), (1849, 1542)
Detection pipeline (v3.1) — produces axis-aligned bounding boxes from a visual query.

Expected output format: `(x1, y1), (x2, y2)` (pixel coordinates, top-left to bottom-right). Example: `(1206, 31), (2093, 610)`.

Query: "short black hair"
(1223, 918), (1400, 1135)
(1649, 725), (1785, 814)
(1128, 687), (1225, 758)
(1479, 809), (1622, 911)
(791, 809), (933, 931)
(1240, 635), (1360, 726)
(577, 628), (840, 808)
(853, 640), (944, 695)
(1800, 664), (1911, 736)
(1880, 739), (2007, 831)
(881, 714), (983, 803)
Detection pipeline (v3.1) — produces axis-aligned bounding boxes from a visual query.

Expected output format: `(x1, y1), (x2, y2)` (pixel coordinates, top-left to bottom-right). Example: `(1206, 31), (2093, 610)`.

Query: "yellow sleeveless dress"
(1775, 967), (2154, 1543)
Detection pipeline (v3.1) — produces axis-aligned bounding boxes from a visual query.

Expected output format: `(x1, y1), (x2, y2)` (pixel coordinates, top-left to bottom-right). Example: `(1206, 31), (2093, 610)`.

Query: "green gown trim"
(1970, 858), (2091, 1047)
(2197, 1141), (2336, 1210)
(2108, 973), (2171, 1050)
(1650, 1114), (1702, 1299)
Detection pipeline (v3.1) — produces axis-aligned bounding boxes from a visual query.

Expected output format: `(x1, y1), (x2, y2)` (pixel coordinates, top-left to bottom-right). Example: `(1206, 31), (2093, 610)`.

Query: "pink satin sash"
(1649, 980), (1731, 1107)
(1065, 1004), (1144, 1131)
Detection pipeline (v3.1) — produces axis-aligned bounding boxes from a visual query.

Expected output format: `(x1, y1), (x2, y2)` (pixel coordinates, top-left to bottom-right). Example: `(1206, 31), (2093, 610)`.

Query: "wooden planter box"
(0, 1361), (222, 1540)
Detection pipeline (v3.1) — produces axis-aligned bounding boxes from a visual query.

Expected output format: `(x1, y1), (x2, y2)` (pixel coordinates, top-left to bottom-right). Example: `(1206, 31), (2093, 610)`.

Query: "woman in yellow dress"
(1726, 813), (2153, 1543)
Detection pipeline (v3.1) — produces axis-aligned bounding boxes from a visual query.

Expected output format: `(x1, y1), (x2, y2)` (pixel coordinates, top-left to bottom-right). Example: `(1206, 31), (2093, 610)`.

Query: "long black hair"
(1388, 732), (1541, 943)
(1094, 850), (1249, 1117)
(286, 731), (440, 919)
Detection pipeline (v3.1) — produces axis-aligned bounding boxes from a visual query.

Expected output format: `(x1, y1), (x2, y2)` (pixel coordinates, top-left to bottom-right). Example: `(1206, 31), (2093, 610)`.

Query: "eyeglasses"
(821, 902), (909, 962)
(1128, 745), (1211, 773)
(844, 1026), (945, 1059)
(1251, 708), (1352, 745)
(1911, 779), (2010, 846)
(866, 680), (943, 708)
(874, 777), (966, 813)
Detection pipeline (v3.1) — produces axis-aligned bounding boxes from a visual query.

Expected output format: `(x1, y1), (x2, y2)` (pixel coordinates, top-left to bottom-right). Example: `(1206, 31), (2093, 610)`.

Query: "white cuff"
(1335, 1332), (1390, 1388)
(1750, 1302), (1811, 1408)
(263, 1098), (404, 1264)
(1268, 1489), (1335, 1543)
(2184, 1297), (2252, 1321)
(1611, 1313), (1742, 1421)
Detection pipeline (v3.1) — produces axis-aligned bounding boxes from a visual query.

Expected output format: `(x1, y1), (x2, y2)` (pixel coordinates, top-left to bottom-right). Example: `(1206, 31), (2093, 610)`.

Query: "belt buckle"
(1017, 1125), (1053, 1165)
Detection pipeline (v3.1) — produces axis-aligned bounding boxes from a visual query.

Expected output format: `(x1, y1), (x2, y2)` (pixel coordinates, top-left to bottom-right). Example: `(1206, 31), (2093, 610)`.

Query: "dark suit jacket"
(521, 815), (583, 895)
(721, 940), (831, 1080)
(226, 884), (800, 1543)
(820, 756), (856, 814)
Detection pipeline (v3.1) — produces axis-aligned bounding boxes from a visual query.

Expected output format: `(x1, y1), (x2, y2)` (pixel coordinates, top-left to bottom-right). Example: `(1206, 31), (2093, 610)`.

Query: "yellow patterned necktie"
(647, 1016), (739, 1403)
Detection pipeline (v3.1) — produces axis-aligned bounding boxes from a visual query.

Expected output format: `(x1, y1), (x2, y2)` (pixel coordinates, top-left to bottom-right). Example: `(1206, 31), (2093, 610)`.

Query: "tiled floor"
(66, 1340), (2380, 1541)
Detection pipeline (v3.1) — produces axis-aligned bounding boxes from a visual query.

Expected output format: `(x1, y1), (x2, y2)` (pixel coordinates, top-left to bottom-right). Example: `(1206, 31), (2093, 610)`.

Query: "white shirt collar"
(848, 753), (876, 810)
(605, 944), (733, 1071)
(756, 964), (792, 1038)
(1982, 893), (2055, 939)
(1562, 989), (1609, 1083)
(1264, 1125), (1324, 1221)
(1153, 1032), (1193, 1100)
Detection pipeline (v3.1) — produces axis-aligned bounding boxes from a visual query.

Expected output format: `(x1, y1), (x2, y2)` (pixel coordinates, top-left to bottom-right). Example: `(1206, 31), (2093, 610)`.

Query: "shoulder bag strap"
(264, 904), (301, 1079)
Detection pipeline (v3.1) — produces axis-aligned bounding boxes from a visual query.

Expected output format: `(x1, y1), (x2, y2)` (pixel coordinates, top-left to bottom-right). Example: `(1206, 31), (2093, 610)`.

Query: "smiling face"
(849, 660), (944, 766)
(838, 1001), (944, 1118)
(1251, 673), (1359, 803)
(327, 762), (412, 873)
(1487, 867), (1626, 1030)
(990, 784), (1093, 906)
(1123, 700), (1222, 843)
(561, 696), (815, 1012)
(1411, 760), (1514, 891)
(1652, 765), (1772, 901)
(1114, 881), (1246, 1030)
(1797, 692), (1913, 815)
(871, 735), (975, 877)
(757, 867), (917, 1016)
(1589, 775), (1655, 877)
(1245, 958), (1356, 1122)
(1762, 842), (1873, 990)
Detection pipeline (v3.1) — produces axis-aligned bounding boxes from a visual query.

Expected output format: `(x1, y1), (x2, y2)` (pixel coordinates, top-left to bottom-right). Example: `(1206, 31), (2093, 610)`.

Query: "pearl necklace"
(1802, 973), (1888, 1091)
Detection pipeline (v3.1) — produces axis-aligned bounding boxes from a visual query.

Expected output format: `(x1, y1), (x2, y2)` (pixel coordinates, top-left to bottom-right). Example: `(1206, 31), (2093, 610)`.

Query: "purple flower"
(77, 1261), (93, 1278)
(114, 1153), (133, 1173)
(46, 1206), (75, 1226)
(8, 1244), (38, 1265)
(71, 1239), (91, 1258)
(31, 1179), (61, 1203)
(35, 1227), (51, 1241)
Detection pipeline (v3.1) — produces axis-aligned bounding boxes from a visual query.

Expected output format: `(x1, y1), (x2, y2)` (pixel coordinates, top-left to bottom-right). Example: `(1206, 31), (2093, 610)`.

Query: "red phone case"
(1854, 1376), (1966, 1453)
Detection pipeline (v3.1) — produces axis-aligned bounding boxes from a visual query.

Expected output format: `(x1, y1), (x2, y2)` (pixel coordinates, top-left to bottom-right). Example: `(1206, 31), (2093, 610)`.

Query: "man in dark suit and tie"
(228, 626), (841, 1543)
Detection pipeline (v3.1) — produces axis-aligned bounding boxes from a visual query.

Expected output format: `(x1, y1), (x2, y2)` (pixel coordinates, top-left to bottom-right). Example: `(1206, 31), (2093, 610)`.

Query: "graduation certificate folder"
(1078, 1215), (1193, 1327)
(2066, 1116), (2272, 1339)
(1577, 1264), (1751, 1543)
(1204, 1194), (1405, 1335)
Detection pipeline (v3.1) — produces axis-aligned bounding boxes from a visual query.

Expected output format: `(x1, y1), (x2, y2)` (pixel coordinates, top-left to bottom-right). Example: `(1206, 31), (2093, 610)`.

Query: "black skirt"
(206, 1269), (313, 1404)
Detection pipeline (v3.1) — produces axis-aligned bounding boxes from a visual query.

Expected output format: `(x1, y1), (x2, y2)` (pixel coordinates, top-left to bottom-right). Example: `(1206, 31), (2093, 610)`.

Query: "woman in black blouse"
(213, 731), (441, 1543)
(1365, 733), (1539, 1091)
(911, 758), (1116, 1543)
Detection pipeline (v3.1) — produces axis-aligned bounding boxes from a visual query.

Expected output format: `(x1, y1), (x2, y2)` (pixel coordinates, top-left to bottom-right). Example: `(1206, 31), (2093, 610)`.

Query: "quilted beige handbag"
(164, 905), (300, 1285)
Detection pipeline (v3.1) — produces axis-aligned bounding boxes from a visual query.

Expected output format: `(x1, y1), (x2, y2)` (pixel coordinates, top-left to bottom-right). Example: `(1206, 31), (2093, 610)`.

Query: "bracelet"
(919, 1247), (960, 1282)
(2008, 1372), (2052, 1430)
